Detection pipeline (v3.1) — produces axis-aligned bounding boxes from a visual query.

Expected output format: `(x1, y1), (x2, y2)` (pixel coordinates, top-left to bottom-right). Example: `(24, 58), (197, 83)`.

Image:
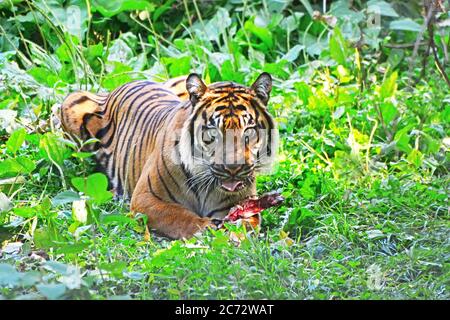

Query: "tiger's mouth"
(220, 179), (245, 192)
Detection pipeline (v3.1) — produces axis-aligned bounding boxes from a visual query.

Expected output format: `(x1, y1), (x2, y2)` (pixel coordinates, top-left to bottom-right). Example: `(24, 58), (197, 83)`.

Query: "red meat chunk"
(223, 191), (285, 222)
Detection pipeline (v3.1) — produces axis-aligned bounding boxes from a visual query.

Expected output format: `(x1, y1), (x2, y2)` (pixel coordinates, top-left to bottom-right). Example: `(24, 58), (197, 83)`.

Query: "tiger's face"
(179, 73), (277, 194)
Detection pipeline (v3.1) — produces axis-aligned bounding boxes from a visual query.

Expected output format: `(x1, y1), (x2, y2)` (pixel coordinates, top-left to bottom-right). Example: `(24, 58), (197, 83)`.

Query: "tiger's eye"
(244, 127), (257, 138)
(244, 127), (257, 144)
(202, 127), (218, 144)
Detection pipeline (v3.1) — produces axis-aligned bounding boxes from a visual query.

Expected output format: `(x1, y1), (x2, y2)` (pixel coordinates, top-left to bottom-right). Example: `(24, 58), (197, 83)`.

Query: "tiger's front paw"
(177, 217), (217, 239)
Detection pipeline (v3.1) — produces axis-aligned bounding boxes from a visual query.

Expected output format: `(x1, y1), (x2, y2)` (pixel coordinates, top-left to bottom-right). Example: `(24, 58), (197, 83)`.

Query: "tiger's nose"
(223, 164), (243, 176)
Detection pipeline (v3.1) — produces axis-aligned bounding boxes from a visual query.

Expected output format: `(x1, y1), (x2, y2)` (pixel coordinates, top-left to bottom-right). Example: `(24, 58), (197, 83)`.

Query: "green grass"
(0, 0), (449, 300)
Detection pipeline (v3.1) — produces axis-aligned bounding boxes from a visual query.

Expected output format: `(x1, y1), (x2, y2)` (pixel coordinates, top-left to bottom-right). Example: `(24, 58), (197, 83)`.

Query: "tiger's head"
(178, 73), (278, 194)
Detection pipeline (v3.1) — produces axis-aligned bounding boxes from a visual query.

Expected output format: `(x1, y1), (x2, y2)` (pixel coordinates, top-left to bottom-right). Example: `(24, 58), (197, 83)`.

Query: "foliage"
(0, 0), (449, 300)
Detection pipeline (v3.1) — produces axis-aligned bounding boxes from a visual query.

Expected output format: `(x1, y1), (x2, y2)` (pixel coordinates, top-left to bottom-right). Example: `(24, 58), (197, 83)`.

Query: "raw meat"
(223, 191), (285, 223)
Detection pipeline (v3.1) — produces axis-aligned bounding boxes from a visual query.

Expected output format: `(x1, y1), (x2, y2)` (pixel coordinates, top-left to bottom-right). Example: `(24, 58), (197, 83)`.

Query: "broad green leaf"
(244, 19), (274, 51)
(394, 126), (413, 153)
(0, 157), (36, 178)
(380, 71), (398, 100)
(296, 208), (317, 224)
(367, 1), (399, 17)
(0, 264), (20, 286)
(101, 214), (136, 226)
(107, 38), (134, 66)
(33, 228), (56, 249)
(202, 7), (232, 43)
(36, 283), (66, 300)
(28, 67), (59, 86)
(407, 149), (424, 168)
(34, 0), (89, 39)
(329, 27), (349, 66)
(56, 242), (90, 254)
(73, 225), (92, 238)
(152, 0), (175, 21)
(263, 60), (290, 79)
(162, 56), (191, 78)
(220, 60), (244, 83)
(330, 0), (365, 24)
(71, 173), (112, 204)
(389, 19), (422, 32)
(44, 261), (69, 275)
(52, 191), (81, 206)
(13, 206), (36, 218)
(294, 82), (312, 106)
(91, 0), (155, 18)
(100, 261), (127, 277)
(19, 271), (41, 287)
(299, 0), (314, 17)
(102, 62), (135, 90)
(380, 102), (398, 124)
(6, 127), (26, 154)
(39, 133), (70, 166)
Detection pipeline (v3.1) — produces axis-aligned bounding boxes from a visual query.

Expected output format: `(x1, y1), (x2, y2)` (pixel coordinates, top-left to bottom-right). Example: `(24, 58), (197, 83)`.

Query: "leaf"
(39, 133), (70, 166)
(107, 38), (134, 67)
(389, 19), (422, 32)
(380, 102), (398, 124)
(91, 0), (155, 18)
(36, 283), (66, 300)
(6, 127), (26, 154)
(329, 27), (349, 66)
(394, 126), (413, 153)
(101, 214), (136, 226)
(263, 60), (290, 79)
(0, 263), (21, 286)
(19, 271), (41, 287)
(52, 191), (81, 206)
(100, 261), (127, 277)
(202, 7), (232, 43)
(2, 241), (23, 254)
(380, 71), (398, 100)
(56, 242), (90, 255)
(0, 157), (36, 178)
(294, 82), (312, 105)
(407, 149), (424, 168)
(71, 151), (94, 159)
(33, 228), (56, 249)
(367, 229), (385, 239)
(244, 18), (274, 51)
(220, 60), (244, 83)
(60, 265), (82, 290)
(299, 0), (314, 17)
(367, 1), (399, 17)
(163, 56), (191, 77)
(44, 261), (69, 275)
(71, 173), (113, 204)
(73, 225), (92, 239)
(333, 107), (346, 119)
(281, 45), (304, 62)
(102, 62), (134, 90)
(13, 206), (37, 218)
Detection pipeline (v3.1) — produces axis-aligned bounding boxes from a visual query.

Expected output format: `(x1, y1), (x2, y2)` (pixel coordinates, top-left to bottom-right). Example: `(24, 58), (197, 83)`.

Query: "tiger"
(60, 72), (277, 239)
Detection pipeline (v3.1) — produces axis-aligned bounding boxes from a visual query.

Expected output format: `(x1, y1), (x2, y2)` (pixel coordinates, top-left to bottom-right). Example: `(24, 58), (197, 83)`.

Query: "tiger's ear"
(186, 73), (207, 104)
(251, 72), (272, 105)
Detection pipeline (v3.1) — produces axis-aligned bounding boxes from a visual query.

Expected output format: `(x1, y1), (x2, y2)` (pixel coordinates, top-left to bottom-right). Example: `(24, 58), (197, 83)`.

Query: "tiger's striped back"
(61, 78), (190, 197)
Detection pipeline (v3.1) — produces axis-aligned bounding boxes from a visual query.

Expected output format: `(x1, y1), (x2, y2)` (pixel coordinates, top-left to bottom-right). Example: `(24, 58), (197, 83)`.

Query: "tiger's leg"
(131, 190), (213, 239)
